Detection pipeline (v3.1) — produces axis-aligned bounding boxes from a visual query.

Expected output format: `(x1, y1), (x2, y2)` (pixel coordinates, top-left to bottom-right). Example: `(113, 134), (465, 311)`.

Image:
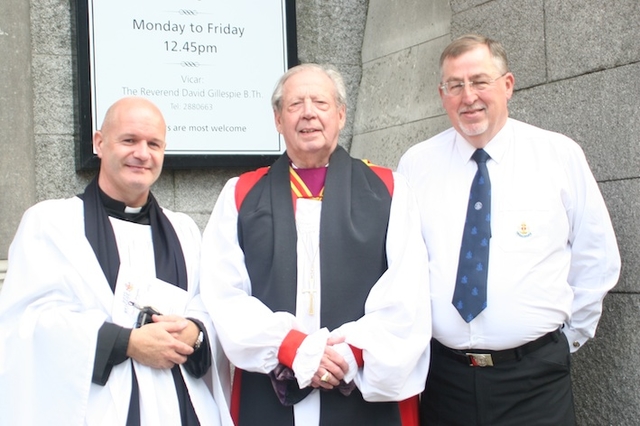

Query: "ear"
(337, 104), (346, 130)
(93, 131), (104, 158)
(274, 109), (283, 134)
(504, 72), (515, 100)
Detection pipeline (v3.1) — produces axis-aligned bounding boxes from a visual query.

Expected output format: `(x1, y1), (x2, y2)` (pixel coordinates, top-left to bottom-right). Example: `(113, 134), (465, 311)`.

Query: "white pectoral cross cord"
(296, 199), (322, 319)
(302, 247), (319, 315)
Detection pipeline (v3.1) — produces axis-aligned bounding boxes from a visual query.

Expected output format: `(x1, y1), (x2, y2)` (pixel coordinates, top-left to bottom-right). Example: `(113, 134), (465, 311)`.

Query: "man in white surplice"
(0, 97), (232, 426)
(200, 64), (431, 426)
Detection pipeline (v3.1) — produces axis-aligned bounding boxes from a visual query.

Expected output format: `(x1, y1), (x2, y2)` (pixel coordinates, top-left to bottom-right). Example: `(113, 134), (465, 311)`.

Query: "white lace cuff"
(292, 327), (330, 388)
(331, 341), (358, 384)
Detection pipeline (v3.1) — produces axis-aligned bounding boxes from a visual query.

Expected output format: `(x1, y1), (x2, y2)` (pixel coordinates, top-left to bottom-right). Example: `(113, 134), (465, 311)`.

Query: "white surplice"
(0, 196), (233, 426)
(200, 171), (431, 425)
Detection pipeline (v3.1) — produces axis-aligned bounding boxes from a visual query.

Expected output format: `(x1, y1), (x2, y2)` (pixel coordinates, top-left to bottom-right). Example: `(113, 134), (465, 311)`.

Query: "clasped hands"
(126, 314), (200, 369)
(310, 335), (350, 390)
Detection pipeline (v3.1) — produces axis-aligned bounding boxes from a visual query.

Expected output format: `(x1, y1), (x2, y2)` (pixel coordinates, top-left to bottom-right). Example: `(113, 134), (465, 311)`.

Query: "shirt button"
(572, 341), (581, 348)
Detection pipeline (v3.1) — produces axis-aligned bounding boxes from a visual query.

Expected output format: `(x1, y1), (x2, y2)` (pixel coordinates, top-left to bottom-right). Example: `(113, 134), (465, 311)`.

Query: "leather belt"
(433, 329), (561, 367)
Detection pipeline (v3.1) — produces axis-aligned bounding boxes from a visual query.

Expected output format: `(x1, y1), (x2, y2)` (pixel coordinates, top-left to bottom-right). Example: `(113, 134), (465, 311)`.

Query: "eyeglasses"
(440, 73), (508, 97)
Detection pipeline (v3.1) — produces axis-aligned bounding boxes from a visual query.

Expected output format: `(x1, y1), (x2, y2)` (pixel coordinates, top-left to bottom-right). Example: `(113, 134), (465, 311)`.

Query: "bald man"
(0, 97), (232, 426)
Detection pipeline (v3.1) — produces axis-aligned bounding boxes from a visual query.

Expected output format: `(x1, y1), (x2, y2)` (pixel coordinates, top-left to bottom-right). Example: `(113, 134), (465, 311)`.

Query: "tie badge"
(517, 222), (531, 238)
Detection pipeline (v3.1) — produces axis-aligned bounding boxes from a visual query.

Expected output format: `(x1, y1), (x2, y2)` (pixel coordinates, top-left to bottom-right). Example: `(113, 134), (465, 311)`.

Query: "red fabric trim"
(369, 164), (394, 196)
(349, 344), (364, 368)
(230, 368), (242, 425)
(398, 395), (420, 426)
(362, 159), (394, 196)
(235, 167), (270, 211)
(277, 329), (308, 368)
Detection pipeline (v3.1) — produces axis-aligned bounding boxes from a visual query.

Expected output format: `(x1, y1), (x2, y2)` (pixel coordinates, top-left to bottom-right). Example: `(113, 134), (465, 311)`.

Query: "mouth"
(126, 164), (150, 172)
(460, 106), (485, 118)
(299, 128), (320, 134)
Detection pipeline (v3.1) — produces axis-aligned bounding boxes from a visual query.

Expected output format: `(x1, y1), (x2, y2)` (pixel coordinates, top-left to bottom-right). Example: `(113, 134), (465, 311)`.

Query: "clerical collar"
(98, 188), (151, 225)
(291, 163), (328, 197)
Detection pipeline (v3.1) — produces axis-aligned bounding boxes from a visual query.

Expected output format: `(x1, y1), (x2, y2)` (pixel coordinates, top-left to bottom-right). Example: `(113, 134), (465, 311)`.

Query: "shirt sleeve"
(92, 322), (131, 385)
(199, 178), (300, 374)
(333, 173), (432, 401)
(562, 142), (621, 352)
(182, 318), (212, 378)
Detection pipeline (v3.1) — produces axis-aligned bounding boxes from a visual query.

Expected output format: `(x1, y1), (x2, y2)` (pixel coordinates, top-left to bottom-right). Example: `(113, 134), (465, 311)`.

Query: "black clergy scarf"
(237, 145), (391, 321)
(236, 146), (401, 426)
(81, 176), (199, 426)
(82, 176), (188, 292)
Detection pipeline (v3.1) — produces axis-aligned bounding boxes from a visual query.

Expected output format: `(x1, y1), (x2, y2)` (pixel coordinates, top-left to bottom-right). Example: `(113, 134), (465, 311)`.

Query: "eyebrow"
(445, 72), (493, 81)
(117, 133), (164, 144)
(117, 133), (138, 139)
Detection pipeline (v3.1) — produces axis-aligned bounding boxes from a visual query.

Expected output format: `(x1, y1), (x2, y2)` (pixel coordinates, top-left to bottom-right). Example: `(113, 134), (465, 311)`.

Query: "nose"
(301, 98), (316, 118)
(133, 141), (151, 160)
(460, 83), (478, 104)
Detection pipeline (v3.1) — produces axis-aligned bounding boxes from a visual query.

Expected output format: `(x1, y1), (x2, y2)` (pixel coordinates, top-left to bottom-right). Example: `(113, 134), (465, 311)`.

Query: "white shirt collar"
(454, 118), (513, 165)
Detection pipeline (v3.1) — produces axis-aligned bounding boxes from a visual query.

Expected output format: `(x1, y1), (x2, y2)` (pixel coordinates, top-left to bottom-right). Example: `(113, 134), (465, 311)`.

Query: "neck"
(466, 117), (509, 149)
(288, 147), (335, 169)
(98, 186), (152, 224)
(97, 181), (148, 208)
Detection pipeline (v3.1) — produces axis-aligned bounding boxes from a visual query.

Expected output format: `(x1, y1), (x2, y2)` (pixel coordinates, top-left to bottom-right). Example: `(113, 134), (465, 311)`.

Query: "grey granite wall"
(351, 0), (452, 167)
(0, 0), (37, 259)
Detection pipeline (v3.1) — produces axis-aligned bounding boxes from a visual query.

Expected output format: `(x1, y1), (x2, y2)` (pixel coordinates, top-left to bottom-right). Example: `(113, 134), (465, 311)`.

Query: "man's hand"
(153, 315), (201, 347)
(126, 316), (195, 369)
(311, 336), (349, 390)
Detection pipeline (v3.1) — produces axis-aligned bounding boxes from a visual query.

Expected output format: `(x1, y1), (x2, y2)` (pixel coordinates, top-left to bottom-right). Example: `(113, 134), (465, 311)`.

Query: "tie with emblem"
(452, 149), (491, 322)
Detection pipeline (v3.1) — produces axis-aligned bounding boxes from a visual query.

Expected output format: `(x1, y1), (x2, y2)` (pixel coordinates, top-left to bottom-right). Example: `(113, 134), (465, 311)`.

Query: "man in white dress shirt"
(397, 34), (621, 425)
(0, 97), (232, 426)
(200, 63), (431, 425)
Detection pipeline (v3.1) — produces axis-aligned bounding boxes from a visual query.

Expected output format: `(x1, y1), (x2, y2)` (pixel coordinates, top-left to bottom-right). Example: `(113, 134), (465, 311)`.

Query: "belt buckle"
(466, 353), (494, 367)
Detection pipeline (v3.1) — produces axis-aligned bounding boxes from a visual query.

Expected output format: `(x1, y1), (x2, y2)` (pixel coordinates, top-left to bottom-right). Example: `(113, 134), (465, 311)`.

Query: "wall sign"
(75, 0), (297, 169)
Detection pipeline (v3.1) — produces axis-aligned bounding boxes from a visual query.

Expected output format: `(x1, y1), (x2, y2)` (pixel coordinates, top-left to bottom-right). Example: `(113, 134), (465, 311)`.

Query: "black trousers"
(421, 333), (576, 426)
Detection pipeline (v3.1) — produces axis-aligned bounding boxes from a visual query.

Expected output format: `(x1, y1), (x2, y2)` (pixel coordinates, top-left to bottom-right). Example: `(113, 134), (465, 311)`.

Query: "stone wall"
(352, 0), (452, 167)
(0, 0), (36, 258)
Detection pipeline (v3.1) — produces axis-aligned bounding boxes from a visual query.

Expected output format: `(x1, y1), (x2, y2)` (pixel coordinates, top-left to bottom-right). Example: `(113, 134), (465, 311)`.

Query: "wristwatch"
(194, 330), (204, 351)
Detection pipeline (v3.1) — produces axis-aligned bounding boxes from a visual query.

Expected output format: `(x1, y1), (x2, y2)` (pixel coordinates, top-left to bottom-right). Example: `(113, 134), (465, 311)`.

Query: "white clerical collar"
(291, 162), (329, 169)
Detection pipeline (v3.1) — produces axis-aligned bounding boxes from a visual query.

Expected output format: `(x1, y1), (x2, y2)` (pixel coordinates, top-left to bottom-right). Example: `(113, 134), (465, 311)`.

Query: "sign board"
(75, 0), (297, 169)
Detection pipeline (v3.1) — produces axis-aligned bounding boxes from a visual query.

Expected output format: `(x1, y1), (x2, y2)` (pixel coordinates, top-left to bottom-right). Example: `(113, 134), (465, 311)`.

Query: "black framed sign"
(75, 0), (297, 170)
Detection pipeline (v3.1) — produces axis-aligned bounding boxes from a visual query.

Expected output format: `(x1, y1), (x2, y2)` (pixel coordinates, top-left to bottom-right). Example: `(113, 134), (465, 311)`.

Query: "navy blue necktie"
(452, 149), (491, 322)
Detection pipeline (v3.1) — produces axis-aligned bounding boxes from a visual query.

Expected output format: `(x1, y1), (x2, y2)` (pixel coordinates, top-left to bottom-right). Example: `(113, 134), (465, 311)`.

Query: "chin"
(127, 173), (156, 188)
(459, 122), (489, 138)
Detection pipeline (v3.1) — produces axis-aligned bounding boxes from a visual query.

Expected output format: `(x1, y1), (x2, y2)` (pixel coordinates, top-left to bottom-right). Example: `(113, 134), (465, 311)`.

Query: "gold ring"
(320, 372), (331, 382)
